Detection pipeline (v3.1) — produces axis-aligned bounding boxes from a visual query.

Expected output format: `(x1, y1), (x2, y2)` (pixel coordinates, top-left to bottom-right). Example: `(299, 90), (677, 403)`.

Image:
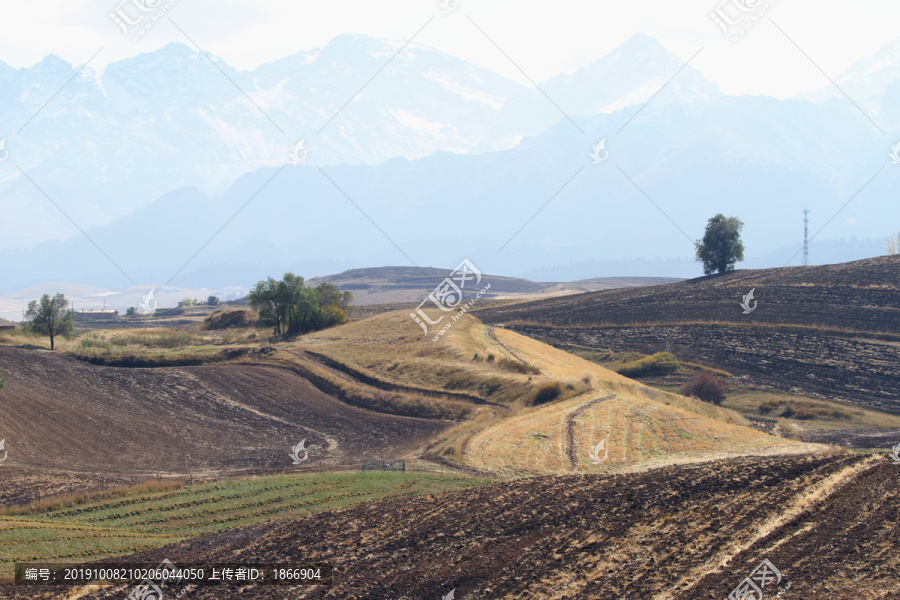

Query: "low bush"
(496, 357), (541, 375)
(681, 373), (728, 405)
(531, 381), (562, 405)
(616, 352), (679, 378)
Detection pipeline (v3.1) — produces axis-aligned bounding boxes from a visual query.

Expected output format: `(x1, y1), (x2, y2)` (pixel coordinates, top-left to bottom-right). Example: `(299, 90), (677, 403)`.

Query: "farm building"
(75, 309), (119, 321)
(0, 318), (15, 330)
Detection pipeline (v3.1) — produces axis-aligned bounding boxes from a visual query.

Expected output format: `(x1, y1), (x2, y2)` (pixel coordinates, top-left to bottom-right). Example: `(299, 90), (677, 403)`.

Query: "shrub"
(681, 373), (728, 405)
(496, 357), (540, 375)
(531, 381), (562, 405)
(203, 310), (257, 331)
(486, 354), (495, 363)
(616, 352), (679, 378)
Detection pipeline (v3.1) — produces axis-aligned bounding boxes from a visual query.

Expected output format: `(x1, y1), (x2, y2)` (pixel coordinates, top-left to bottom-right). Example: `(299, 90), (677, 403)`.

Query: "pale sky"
(0, 0), (896, 98)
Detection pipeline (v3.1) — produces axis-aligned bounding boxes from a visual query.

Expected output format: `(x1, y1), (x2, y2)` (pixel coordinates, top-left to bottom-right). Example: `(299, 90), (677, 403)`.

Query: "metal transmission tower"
(802, 208), (810, 266)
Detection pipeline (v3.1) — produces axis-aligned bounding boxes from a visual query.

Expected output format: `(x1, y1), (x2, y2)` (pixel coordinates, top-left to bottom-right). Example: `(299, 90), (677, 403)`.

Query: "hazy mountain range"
(1, 33), (898, 296)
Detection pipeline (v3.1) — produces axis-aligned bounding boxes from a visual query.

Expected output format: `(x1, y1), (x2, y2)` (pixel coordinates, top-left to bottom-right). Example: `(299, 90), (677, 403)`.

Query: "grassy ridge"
(0, 471), (489, 581)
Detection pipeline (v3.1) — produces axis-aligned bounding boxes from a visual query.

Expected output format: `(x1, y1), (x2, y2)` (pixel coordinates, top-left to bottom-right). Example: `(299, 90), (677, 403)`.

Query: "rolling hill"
(307, 266), (681, 305)
(4, 453), (896, 599)
(291, 309), (815, 475)
(475, 256), (900, 413)
(0, 344), (449, 504)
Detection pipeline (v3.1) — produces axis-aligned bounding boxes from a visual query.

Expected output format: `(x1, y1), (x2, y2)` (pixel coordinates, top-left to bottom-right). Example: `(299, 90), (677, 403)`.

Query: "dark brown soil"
(0, 345), (450, 502)
(475, 256), (900, 413)
(5, 454), (897, 599)
(509, 323), (900, 414)
(476, 256), (900, 333)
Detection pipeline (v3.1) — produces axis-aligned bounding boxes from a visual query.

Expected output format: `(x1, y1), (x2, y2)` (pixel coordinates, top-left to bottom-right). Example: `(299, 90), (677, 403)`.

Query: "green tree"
(249, 274), (301, 336)
(25, 293), (74, 350)
(125, 306), (137, 317)
(250, 274), (352, 337)
(207, 295), (220, 306)
(695, 214), (745, 275)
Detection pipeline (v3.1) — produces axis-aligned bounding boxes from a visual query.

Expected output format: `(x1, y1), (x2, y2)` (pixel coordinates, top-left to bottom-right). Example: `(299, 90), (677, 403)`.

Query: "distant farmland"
(476, 256), (900, 412)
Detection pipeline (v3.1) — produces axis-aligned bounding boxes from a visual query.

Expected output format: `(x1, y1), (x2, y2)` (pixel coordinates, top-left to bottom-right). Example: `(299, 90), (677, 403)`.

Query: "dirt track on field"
(0, 345), (450, 503)
(476, 256), (900, 412)
(6, 453), (897, 600)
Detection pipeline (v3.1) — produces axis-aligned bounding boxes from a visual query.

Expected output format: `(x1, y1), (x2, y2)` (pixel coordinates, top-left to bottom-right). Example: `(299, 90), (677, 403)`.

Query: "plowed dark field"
(477, 256), (900, 333)
(5, 453), (897, 599)
(476, 256), (900, 412)
(508, 323), (900, 413)
(0, 346), (449, 503)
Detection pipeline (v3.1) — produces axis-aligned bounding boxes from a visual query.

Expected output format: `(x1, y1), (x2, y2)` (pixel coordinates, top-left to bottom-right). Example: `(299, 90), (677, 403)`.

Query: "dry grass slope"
(464, 328), (816, 475)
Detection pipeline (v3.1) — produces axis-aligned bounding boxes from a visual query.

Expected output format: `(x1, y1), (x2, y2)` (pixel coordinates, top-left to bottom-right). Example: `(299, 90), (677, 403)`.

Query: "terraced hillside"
(0, 345), (449, 504)
(295, 312), (815, 475)
(6, 453), (895, 600)
(477, 256), (900, 333)
(462, 327), (813, 475)
(475, 256), (900, 412)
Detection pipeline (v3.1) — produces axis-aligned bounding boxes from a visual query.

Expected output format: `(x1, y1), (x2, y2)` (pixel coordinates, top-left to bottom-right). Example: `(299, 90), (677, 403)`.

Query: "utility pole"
(802, 208), (810, 267)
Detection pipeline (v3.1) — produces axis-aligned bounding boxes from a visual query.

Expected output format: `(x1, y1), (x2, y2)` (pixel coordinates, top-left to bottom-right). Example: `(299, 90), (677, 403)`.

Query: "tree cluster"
(249, 273), (353, 336)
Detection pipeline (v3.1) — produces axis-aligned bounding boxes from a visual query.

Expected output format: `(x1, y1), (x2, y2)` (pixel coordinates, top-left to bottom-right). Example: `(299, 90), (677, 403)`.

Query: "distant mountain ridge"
(308, 266), (682, 305)
(1, 33), (898, 291)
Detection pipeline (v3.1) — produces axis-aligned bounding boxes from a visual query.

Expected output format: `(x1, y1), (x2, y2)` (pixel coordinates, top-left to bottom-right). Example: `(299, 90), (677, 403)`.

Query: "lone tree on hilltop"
(695, 214), (745, 275)
(24, 293), (74, 351)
